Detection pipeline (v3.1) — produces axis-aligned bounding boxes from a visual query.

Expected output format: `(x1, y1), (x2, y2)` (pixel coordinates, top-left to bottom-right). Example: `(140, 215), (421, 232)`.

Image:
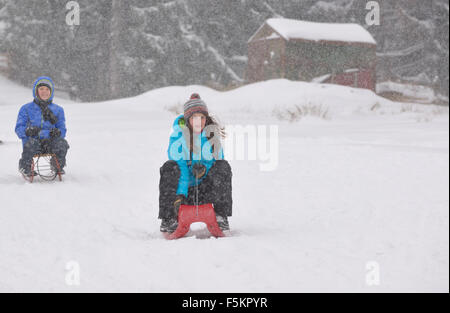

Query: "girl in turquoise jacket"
(159, 94), (232, 233)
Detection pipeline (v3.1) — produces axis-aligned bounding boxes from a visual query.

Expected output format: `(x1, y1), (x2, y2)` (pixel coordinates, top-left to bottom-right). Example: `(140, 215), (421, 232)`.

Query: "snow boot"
(216, 215), (230, 231)
(160, 218), (178, 233)
(160, 219), (170, 232)
(50, 157), (65, 175)
(19, 167), (37, 178)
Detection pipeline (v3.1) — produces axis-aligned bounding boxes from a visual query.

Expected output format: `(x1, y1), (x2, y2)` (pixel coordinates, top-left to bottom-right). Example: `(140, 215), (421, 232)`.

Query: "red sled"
(164, 203), (225, 240)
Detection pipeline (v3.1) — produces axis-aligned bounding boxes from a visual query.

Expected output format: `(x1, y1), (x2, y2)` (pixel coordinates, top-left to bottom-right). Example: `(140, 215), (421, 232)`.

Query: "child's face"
(37, 86), (51, 101)
(189, 113), (206, 134)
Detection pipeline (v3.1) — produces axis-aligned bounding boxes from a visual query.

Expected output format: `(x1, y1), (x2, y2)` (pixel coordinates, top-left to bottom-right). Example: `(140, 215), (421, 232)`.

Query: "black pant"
(159, 160), (233, 219)
(19, 138), (70, 170)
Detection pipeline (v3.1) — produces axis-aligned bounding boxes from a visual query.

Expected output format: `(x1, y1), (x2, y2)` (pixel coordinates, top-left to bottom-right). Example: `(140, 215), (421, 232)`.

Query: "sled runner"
(21, 153), (63, 183)
(163, 203), (225, 240)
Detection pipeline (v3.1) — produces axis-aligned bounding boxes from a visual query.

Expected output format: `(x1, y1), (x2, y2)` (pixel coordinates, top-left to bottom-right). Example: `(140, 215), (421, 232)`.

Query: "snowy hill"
(0, 76), (448, 292)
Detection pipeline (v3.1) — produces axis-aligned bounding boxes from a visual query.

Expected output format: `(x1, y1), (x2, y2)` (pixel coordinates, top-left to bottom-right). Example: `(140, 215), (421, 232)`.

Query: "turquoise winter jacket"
(167, 114), (224, 197)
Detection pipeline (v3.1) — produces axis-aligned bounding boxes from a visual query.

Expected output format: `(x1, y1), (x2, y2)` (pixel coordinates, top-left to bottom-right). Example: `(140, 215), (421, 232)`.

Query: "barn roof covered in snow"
(249, 18), (376, 45)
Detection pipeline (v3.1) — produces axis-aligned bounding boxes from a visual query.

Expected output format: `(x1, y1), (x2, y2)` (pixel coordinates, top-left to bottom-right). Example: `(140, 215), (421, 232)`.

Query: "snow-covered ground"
(0, 76), (448, 292)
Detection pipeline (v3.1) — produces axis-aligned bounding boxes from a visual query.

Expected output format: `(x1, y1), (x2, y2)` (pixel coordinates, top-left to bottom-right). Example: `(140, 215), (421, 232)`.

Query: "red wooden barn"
(246, 18), (377, 91)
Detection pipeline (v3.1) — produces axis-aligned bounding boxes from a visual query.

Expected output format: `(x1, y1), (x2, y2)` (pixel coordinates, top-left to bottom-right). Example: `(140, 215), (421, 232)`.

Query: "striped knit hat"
(184, 93), (208, 122)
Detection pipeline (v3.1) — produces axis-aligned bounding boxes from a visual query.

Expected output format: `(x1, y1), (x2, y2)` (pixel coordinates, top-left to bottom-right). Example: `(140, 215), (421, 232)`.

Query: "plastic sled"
(164, 203), (225, 240)
(22, 154), (63, 183)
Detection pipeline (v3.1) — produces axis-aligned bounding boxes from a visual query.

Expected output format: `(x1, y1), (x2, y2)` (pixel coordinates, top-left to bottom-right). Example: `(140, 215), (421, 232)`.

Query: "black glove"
(192, 163), (206, 179)
(25, 126), (41, 137)
(50, 128), (61, 139)
(173, 195), (187, 217)
(40, 138), (51, 153)
(42, 107), (58, 125)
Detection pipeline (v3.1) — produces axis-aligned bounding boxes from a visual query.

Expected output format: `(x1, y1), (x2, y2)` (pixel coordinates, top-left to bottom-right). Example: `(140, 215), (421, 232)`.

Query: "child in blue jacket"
(159, 94), (232, 233)
(15, 77), (69, 176)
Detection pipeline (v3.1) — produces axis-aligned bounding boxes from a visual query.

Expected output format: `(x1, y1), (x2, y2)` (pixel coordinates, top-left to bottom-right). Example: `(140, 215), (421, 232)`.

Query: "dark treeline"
(0, 0), (448, 102)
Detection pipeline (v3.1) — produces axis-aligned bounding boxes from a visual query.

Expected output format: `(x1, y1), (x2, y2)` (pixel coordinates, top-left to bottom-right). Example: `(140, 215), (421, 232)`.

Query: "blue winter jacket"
(168, 114), (224, 197)
(15, 77), (67, 146)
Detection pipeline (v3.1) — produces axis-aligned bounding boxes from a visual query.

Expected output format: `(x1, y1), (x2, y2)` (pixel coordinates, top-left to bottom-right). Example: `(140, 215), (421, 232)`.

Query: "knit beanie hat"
(184, 93), (208, 122)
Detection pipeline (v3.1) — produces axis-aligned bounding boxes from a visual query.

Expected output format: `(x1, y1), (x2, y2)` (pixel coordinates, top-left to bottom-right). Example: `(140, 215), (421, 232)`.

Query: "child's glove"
(40, 138), (51, 152)
(173, 195), (187, 217)
(25, 126), (41, 137)
(50, 128), (61, 139)
(192, 163), (206, 179)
